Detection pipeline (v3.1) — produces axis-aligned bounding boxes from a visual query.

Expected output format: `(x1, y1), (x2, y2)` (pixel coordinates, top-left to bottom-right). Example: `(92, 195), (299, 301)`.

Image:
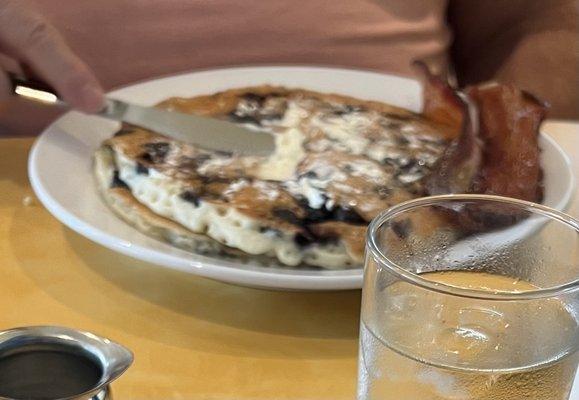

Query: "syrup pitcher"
(0, 326), (133, 400)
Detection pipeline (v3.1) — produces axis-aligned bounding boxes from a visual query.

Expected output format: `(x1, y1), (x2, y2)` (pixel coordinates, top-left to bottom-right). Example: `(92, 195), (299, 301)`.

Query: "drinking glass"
(358, 194), (579, 400)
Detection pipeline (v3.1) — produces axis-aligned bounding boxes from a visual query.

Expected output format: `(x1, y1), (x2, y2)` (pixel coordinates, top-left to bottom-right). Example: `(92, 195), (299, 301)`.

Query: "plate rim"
(106, 63), (417, 95)
(28, 65), (576, 291)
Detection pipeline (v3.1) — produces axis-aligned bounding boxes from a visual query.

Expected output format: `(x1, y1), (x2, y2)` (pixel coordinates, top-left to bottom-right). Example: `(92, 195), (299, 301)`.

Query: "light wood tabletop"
(0, 121), (577, 399)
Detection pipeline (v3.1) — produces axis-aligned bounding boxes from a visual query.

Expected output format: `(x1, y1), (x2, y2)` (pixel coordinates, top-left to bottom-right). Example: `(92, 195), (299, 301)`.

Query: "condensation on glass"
(358, 195), (579, 400)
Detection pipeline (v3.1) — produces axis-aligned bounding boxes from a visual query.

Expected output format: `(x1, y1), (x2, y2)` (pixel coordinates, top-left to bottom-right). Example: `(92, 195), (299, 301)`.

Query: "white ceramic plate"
(28, 66), (575, 291)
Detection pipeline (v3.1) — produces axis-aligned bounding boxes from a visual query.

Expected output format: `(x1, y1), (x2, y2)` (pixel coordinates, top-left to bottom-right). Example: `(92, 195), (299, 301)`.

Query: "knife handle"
(8, 72), (66, 107)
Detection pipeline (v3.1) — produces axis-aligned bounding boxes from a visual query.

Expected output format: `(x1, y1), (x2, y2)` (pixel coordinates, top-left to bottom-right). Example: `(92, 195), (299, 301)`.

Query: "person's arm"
(0, 0), (103, 113)
(448, 0), (578, 119)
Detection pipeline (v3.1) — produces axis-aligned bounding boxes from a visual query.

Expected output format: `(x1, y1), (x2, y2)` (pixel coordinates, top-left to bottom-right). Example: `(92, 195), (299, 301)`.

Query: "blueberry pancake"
(94, 84), (538, 269)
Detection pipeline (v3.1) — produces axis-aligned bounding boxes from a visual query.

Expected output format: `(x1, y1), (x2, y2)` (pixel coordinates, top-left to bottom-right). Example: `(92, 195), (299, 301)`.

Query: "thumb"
(0, 0), (105, 113)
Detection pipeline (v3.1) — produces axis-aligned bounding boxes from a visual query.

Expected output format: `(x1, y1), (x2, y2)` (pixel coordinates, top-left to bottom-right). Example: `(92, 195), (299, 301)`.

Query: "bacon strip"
(466, 84), (546, 202)
(415, 62), (484, 196)
(418, 63), (546, 203)
(414, 61), (464, 137)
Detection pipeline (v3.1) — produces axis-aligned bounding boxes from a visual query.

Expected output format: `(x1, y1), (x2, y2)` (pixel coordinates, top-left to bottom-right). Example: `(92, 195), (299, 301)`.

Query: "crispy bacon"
(414, 61), (464, 137)
(419, 64), (546, 204)
(466, 84), (546, 202)
(415, 62), (484, 196)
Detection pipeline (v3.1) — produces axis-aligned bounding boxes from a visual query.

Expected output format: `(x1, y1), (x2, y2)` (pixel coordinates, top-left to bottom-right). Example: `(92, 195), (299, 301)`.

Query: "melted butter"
(256, 127), (306, 181)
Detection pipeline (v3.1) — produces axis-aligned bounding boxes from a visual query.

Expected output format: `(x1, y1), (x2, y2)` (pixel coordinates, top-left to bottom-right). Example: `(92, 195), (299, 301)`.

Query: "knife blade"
(101, 99), (275, 156)
(9, 73), (276, 156)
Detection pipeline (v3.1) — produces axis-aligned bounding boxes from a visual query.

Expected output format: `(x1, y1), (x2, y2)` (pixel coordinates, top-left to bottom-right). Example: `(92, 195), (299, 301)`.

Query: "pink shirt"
(2, 0), (450, 135)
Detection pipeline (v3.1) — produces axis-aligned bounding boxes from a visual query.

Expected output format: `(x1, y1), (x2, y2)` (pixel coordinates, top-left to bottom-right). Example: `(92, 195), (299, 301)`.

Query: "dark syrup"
(0, 349), (102, 399)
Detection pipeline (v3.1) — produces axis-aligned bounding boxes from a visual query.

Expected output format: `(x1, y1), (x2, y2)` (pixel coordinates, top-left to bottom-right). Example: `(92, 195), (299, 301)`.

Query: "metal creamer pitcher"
(0, 326), (133, 400)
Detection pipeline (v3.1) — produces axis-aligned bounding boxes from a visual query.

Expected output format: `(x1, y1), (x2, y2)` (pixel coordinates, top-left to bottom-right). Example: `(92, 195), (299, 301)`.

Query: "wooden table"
(0, 121), (577, 399)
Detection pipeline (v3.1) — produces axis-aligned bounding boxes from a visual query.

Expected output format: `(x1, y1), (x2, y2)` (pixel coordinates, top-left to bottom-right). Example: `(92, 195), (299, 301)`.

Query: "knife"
(9, 73), (276, 156)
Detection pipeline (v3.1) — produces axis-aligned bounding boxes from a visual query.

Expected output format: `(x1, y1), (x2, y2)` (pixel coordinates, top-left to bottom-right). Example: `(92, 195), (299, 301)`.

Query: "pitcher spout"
(0, 326), (133, 400)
